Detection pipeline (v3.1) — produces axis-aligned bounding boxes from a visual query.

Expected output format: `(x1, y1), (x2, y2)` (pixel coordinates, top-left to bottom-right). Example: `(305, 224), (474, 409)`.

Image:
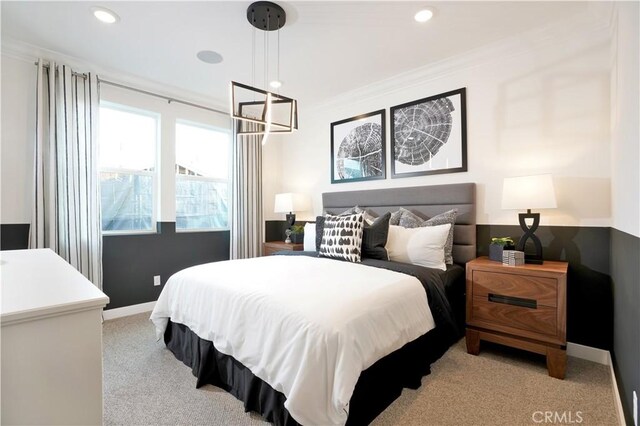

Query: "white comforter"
(150, 255), (435, 425)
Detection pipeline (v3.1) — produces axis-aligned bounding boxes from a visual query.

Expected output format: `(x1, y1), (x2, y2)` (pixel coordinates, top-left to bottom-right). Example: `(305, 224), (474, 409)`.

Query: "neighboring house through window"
(175, 120), (230, 230)
(99, 103), (158, 233)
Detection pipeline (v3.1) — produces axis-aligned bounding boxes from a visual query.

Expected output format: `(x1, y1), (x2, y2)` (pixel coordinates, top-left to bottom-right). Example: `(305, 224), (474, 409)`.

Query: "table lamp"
(501, 174), (557, 264)
(274, 193), (310, 243)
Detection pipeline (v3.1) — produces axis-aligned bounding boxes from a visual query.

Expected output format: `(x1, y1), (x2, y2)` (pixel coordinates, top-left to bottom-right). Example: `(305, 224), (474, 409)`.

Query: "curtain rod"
(34, 61), (228, 116)
(96, 78), (228, 116)
(35, 61), (88, 79)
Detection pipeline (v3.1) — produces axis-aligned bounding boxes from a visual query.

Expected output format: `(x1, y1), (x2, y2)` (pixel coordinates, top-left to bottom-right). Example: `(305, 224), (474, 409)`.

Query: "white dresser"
(1, 249), (109, 425)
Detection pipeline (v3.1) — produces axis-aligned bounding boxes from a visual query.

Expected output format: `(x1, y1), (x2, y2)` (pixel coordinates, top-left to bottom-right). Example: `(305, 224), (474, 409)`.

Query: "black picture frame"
(330, 109), (386, 184)
(390, 88), (467, 179)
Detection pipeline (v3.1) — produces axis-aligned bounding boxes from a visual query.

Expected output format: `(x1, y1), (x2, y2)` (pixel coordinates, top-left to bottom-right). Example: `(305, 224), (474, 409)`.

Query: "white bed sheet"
(150, 255), (435, 425)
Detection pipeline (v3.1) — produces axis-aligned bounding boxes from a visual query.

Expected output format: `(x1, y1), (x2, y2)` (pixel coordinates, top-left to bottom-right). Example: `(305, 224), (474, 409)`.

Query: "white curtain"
(230, 122), (263, 259)
(30, 59), (103, 289)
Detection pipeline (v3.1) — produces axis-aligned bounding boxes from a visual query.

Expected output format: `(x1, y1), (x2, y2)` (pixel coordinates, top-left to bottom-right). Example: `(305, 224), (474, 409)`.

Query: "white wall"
(271, 18), (614, 226)
(0, 54), (36, 223)
(610, 2), (640, 237)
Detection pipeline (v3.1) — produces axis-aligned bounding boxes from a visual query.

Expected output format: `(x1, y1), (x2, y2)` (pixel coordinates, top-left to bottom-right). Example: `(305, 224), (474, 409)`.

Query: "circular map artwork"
(394, 97), (455, 166)
(336, 122), (383, 179)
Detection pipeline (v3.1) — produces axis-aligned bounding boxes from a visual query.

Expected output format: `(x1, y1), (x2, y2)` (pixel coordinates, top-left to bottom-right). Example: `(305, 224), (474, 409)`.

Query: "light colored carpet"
(103, 313), (619, 426)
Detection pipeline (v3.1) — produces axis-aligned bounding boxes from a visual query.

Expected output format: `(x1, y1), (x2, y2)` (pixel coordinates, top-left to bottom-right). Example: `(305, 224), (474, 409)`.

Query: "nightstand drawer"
(472, 270), (557, 307)
(471, 296), (557, 336)
(262, 242), (304, 256)
(264, 246), (283, 256)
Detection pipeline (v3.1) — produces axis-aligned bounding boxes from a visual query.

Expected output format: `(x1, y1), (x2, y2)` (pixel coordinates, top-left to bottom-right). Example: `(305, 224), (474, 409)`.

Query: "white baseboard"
(567, 342), (625, 426)
(567, 342), (610, 365)
(103, 301), (156, 320)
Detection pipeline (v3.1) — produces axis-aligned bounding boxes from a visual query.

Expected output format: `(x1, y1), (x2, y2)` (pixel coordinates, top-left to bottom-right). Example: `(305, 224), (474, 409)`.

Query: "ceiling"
(2, 1), (594, 108)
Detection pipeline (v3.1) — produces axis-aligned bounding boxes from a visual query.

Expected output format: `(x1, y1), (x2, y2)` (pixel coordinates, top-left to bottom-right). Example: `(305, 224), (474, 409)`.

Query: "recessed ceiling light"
(414, 9), (434, 23)
(91, 6), (119, 24)
(197, 50), (224, 64)
(269, 80), (282, 89)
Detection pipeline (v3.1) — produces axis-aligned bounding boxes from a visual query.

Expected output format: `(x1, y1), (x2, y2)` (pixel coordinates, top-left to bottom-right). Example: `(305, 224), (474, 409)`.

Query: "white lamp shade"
(274, 193), (310, 213)
(501, 174), (557, 210)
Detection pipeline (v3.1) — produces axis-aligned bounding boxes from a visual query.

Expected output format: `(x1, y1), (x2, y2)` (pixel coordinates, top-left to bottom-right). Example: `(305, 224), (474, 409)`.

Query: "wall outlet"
(153, 275), (161, 286)
(633, 390), (637, 426)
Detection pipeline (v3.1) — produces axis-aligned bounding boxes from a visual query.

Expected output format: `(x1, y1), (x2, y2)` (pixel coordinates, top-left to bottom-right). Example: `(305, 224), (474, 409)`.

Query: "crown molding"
(307, 7), (614, 112)
(1, 37), (229, 113)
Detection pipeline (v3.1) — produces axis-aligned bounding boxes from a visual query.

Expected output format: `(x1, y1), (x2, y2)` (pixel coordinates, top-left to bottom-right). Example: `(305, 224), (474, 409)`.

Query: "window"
(175, 121), (230, 230)
(99, 103), (158, 233)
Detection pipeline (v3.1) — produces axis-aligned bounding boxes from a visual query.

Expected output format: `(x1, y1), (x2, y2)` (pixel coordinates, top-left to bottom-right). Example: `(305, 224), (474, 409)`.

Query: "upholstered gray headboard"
(322, 183), (476, 265)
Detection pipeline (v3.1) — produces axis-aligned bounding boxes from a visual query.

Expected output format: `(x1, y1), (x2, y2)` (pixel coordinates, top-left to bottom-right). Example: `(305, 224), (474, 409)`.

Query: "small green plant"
(491, 237), (514, 246)
(290, 224), (305, 235)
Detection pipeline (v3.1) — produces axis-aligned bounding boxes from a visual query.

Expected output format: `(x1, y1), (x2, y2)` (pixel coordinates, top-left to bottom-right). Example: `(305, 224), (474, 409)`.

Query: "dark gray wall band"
(610, 227), (640, 423)
(102, 222), (230, 309)
(0, 224), (30, 250)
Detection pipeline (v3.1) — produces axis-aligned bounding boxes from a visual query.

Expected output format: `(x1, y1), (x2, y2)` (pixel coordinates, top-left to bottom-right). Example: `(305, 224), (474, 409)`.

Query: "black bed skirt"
(164, 321), (457, 425)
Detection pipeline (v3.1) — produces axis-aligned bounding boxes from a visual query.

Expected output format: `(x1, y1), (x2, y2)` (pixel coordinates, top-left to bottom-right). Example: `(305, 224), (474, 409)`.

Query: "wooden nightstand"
(465, 256), (569, 379)
(262, 241), (304, 256)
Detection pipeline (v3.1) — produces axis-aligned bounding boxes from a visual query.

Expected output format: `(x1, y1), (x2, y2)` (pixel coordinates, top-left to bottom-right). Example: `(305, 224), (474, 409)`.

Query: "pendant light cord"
(277, 16), (280, 93)
(252, 11), (256, 97)
(264, 13), (269, 90)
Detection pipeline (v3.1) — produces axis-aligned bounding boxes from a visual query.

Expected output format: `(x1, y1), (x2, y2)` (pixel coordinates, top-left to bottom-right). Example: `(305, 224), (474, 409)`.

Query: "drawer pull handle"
(488, 293), (537, 309)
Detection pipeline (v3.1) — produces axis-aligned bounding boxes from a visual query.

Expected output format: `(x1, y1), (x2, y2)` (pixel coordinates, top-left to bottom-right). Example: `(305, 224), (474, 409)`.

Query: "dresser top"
(1, 249), (109, 325)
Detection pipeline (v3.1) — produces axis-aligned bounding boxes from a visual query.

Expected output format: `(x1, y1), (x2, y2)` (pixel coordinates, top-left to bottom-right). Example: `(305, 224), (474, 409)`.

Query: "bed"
(151, 183), (476, 425)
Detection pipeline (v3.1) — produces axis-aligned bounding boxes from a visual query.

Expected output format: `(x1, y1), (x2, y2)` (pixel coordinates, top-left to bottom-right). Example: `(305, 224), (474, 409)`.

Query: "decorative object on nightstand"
(274, 193), (310, 242)
(501, 174), (557, 264)
(465, 256), (568, 379)
(262, 241), (303, 256)
(502, 250), (525, 266)
(489, 237), (515, 262)
(289, 224), (304, 244)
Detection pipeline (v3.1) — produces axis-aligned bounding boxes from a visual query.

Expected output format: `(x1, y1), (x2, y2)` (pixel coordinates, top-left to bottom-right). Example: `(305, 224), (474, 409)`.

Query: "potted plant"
(489, 237), (515, 262)
(290, 225), (305, 244)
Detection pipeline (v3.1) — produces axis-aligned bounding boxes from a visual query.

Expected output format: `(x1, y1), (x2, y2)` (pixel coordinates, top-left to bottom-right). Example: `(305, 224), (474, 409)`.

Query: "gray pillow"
(389, 209), (404, 226)
(396, 208), (458, 265)
(397, 208), (426, 228)
(339, 205), (377, 225)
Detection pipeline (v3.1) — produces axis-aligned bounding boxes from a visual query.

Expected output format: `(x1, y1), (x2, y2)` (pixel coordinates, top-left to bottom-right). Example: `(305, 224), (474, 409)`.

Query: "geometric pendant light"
(229, 1), (298, 144)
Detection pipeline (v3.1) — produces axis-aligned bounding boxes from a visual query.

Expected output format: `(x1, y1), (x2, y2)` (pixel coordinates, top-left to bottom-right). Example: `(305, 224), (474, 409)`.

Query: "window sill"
(175, 228), (230, 233)
(102, 230), (158, 237)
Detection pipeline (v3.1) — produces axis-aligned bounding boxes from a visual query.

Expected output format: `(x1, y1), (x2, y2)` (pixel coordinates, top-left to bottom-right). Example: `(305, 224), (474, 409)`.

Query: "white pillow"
(385, 224), (451, 271)
(303, 223), (317, 251)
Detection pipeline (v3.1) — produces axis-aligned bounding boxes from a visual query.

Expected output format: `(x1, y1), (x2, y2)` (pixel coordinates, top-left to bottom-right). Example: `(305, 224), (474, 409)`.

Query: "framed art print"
(391, 88), (467, 178)
(331, 109), (386, 184)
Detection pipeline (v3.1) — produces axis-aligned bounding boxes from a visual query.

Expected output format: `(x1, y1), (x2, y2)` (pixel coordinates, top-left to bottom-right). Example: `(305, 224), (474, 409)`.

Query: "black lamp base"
(285, 212), (296, 227)
(524, 254), (544, 265)
(516, 209), (544, 264)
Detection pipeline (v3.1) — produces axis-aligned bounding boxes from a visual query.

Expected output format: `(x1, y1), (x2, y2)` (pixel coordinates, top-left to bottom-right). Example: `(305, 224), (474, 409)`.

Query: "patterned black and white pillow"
(319, 213), (365, 263)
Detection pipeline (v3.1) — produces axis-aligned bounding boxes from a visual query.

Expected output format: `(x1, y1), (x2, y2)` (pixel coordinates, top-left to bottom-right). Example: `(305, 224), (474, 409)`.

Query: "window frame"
(174, 118), (232, 233)
(99, 101), (160, 236)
